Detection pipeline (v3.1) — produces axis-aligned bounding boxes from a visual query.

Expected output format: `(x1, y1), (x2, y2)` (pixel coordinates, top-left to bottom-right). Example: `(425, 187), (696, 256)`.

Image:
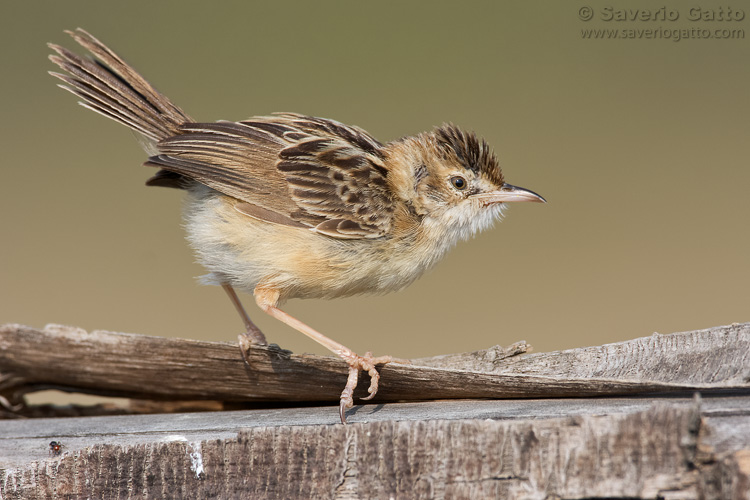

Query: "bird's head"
(388, 124), (545, 244)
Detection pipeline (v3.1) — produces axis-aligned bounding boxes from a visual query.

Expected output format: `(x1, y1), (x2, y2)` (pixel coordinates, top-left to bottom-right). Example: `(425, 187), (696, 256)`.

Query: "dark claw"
(339, 400), (348, 424)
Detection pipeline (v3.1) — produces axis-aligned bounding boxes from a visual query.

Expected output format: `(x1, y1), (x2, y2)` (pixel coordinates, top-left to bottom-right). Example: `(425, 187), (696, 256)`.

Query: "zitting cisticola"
(49, 29), (545, 423)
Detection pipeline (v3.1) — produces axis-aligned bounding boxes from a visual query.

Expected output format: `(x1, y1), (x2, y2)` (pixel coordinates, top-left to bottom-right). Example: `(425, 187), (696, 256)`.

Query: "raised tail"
(48, 28), (192, 144)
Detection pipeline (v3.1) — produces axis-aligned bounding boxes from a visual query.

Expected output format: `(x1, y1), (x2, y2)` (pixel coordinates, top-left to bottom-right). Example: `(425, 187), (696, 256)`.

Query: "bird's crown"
(431, 124), (504, 187)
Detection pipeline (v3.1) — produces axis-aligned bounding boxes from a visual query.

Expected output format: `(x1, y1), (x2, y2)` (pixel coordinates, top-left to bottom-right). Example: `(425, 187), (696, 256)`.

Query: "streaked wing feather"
(146, 115), (394, 238)
(234, 202), (308, 228)
(144, 169), (185, 188)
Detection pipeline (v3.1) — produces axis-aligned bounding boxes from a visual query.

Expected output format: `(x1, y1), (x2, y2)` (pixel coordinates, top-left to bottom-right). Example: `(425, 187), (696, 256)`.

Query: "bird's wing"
(144, 113), (395, 239)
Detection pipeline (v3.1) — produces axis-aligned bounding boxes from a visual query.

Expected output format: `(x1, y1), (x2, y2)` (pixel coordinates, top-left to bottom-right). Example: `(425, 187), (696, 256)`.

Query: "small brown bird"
(49, 29), (545, 423)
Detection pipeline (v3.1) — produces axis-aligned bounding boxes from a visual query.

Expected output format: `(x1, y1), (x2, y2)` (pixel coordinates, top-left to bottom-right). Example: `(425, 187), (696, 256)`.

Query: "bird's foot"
(237, 326), (269, 368)
(339, 351), (393, 424)
(240, 323), (267, 345)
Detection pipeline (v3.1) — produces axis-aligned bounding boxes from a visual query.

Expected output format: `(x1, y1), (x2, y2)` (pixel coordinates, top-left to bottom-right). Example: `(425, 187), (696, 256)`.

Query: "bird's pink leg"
(222, 283), (267, 345)
(254, 285), (392, 424)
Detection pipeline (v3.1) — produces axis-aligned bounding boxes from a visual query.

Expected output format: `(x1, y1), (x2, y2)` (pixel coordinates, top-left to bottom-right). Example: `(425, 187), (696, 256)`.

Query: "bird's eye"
(450, 176), (467, 190)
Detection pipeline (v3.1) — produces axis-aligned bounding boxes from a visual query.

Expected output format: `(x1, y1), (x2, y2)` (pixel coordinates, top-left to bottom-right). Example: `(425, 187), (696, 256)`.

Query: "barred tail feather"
(48, 28), (192, 143)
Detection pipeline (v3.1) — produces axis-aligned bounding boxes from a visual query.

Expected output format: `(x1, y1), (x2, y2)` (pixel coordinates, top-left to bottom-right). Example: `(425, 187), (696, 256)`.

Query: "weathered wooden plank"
(1, 396), (749, 499)
(417, 322), (750, 384)
(495, 322), (750, 384)
(1, 323), (748, 411)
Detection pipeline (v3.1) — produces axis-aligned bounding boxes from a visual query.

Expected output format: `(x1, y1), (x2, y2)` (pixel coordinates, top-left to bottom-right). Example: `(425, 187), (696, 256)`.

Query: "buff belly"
(182, 185), (439, 302)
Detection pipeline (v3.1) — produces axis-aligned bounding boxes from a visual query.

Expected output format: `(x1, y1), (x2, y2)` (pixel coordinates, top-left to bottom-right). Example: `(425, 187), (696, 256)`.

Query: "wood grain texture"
(1, 323), (748, 411)
(1, 318), (749, 499)
(2, 397), (750, 499)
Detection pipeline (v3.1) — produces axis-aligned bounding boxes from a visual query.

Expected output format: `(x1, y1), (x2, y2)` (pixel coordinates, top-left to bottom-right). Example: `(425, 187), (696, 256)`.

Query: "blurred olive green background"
(2, 1), (748, 403)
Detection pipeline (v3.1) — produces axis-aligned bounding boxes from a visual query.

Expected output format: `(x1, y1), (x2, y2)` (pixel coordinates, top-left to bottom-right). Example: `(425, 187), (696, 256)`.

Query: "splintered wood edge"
(0, 322), (748, 408)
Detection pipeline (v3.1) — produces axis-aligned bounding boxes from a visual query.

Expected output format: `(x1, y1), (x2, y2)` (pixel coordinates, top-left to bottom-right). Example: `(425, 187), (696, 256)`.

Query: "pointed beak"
(475, 183), (547, 205)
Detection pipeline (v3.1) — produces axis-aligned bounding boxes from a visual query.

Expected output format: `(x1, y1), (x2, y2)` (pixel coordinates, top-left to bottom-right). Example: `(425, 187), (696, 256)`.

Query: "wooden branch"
(1, 322), (748, 410)
(2, 396), (749, 498)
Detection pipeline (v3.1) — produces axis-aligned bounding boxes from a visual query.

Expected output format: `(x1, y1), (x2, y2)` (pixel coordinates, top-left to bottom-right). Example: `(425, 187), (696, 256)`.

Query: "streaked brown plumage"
(49, 28), (545, 423)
